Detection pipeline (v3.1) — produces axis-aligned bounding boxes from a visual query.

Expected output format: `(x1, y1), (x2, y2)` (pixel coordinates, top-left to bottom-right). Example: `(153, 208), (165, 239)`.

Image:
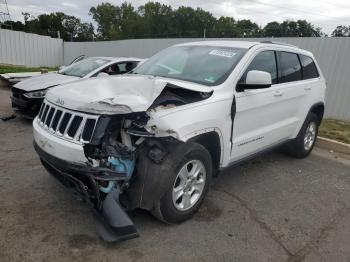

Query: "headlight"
(23, 89), (47, 99)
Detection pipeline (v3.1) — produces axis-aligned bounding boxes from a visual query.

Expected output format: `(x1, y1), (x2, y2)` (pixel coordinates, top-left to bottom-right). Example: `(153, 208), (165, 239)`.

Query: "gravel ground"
(1, 82), (350, 262)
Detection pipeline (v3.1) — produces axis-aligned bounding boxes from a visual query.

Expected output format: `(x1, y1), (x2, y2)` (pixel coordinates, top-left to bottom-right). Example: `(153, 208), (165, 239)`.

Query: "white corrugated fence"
(0, 29), (63, 67)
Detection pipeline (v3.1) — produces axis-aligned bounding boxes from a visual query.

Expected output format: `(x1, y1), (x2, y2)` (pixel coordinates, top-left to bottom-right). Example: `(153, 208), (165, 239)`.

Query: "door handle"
(304, 86), (312, 91)
(273, 91), (284, 97)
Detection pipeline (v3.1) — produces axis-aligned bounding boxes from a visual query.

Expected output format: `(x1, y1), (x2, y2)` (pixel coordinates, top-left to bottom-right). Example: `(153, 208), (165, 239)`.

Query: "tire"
(286, 113), (319, 158)
(151, 142), (212, 224)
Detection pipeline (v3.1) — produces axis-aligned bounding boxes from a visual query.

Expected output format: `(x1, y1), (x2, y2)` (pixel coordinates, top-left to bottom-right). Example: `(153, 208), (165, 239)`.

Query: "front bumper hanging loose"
(94, 186), (139, 242)
(34, 141), (139, 242)
(11, 93), (43, 119)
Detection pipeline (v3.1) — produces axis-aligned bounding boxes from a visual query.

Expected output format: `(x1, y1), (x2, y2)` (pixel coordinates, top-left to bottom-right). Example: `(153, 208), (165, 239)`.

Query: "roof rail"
(260, 40), (298, 48)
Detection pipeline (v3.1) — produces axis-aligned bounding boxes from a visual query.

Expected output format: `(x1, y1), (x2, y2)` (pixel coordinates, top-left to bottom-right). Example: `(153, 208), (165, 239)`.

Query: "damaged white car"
(12, 57), (143, 118)
(33, 41), (326, 241)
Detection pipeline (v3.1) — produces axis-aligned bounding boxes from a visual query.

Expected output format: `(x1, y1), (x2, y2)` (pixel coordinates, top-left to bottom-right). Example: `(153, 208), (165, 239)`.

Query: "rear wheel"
(152, 142), (212, 224)
(287, 113), (319, 158)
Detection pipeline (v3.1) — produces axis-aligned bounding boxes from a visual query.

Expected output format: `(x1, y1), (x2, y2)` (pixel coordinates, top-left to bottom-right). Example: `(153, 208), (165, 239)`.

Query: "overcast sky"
(3, 0), (350, 34)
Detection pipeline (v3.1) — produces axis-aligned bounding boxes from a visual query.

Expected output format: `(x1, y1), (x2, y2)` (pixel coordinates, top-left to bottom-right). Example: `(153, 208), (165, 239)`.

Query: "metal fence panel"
(0, 29), (63, 67)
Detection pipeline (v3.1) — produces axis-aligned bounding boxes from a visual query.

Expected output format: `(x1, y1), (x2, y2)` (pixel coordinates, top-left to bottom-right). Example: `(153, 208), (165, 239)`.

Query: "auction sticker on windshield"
(209, 50), (237, 58)
(95, 59), (108, 64)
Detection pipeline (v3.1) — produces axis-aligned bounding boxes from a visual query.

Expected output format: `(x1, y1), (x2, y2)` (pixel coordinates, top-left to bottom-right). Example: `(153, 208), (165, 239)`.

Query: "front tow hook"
(93, 186), (139, 242)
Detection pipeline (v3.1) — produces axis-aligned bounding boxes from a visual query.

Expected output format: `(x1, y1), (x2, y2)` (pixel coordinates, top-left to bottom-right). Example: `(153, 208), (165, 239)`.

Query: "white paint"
(245, 70), (272, 86)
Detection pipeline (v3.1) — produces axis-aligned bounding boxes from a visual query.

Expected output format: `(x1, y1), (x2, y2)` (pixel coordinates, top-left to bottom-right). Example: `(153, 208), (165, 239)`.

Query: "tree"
(296, 20), (323, 37)
(5, 2), (330, 40)
(89, 3), (120, 40)
(214, 17), (240, 37)
(332, 26), (350, 37)
(138, 2), (174, 37)
(174, 6), (197, 37)
(22, 12), (33, 25)
(1, 20), (25, 31)
(13, 12), (95, 41)
(75, 22), (95, 41)
(236, 19), (261, 37)
(263, 21), (283, 37)
(194, 8), (216, 37)
(263, 20), (323, 37)
(118, 2), (143, 38)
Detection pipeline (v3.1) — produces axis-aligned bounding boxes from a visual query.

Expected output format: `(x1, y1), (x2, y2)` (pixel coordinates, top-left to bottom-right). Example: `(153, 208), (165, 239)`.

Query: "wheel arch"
(187, 131), (222, 172)
(308, 102), (325, 125)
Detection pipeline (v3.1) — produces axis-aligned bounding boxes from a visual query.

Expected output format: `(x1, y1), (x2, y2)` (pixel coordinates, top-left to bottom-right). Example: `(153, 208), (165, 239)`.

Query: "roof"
(176, 40), (259, 49)
(175, 40), (309, 54)
(89, 56), (145, 62)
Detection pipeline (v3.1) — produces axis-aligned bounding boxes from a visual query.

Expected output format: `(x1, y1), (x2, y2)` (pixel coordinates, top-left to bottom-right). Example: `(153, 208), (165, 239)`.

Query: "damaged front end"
(37, 78), (213, 242)
(82, 110), (183, 241)
(81, 85), (212, 241)
(82, 114), (144, 242)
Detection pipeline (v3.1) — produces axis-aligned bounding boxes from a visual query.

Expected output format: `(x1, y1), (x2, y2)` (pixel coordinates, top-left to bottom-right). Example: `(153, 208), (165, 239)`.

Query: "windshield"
(133, 45), (246, 86)
(59, 58), (110, 77)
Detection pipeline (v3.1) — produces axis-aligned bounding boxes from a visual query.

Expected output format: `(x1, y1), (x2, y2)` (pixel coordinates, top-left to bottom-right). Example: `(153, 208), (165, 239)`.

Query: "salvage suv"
(33, 41), (325, 241)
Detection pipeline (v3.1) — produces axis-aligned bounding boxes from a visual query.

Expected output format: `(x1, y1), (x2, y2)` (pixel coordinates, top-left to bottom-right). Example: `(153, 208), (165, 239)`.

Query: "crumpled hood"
(14, 72), (79, 92)
(46, 74), (213, 114)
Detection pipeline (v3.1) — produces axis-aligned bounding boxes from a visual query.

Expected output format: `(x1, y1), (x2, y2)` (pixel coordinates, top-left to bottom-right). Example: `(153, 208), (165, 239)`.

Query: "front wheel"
(152, 142), (212, 224)
(286, 113), (319, 158)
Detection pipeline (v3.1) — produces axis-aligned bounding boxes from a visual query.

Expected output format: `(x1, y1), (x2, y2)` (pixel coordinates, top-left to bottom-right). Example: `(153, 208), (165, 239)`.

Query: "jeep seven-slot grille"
(37, 101), (98, 143)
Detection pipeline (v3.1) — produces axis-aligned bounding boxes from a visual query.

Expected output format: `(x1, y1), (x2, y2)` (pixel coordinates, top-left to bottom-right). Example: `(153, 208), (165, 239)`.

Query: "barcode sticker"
(209, 50), (236, 58)
(95, 59), (107, 64)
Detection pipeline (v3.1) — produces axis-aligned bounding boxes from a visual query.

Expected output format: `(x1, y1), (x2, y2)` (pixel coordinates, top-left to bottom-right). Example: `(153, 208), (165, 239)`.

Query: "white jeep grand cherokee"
(33, 41), (325, 241)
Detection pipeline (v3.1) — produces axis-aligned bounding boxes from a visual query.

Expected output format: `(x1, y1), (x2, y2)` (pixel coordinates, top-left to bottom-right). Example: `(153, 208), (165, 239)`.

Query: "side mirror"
(237, 70), (272, 91)
(97, 72), (109, 77)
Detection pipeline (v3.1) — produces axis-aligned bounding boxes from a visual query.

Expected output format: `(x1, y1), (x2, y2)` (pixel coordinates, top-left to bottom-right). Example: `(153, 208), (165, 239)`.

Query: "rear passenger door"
(276, 51), (314, 136)
(231, 50), (306, 162)
(295, 54), (321, 130)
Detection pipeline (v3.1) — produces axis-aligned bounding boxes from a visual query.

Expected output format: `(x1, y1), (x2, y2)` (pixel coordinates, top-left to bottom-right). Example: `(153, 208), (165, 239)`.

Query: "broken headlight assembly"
(23, 89), (48, 99)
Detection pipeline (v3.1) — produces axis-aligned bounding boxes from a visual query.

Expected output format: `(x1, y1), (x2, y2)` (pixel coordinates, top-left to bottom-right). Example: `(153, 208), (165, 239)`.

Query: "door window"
(239, 51), (278, 87)
(278, 52), (302, 83)
(299, 55), (319, 79)
(100, 61), (139, 75)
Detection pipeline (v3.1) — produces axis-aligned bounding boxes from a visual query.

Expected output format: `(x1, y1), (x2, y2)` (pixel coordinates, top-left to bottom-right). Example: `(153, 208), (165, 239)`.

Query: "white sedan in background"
(11, 56), (144, 118)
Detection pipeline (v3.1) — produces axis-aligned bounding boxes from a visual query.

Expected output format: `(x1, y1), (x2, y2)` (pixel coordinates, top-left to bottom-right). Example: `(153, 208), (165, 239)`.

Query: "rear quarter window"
(299, 54), (319, 79)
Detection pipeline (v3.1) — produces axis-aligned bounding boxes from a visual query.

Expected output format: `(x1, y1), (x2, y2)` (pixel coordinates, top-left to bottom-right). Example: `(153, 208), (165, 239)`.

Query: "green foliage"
(1, 1), (336, 40)
(0, 65), (58, 74)
(263, 20), (323, 37)
(319, 119), (350, 144)
(236, 20), (261, 37)
(88, 2), (325, 39)
(2, 12), (95, 41)
(331, 26), (350, 37)
(89, 3), (119, 40)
